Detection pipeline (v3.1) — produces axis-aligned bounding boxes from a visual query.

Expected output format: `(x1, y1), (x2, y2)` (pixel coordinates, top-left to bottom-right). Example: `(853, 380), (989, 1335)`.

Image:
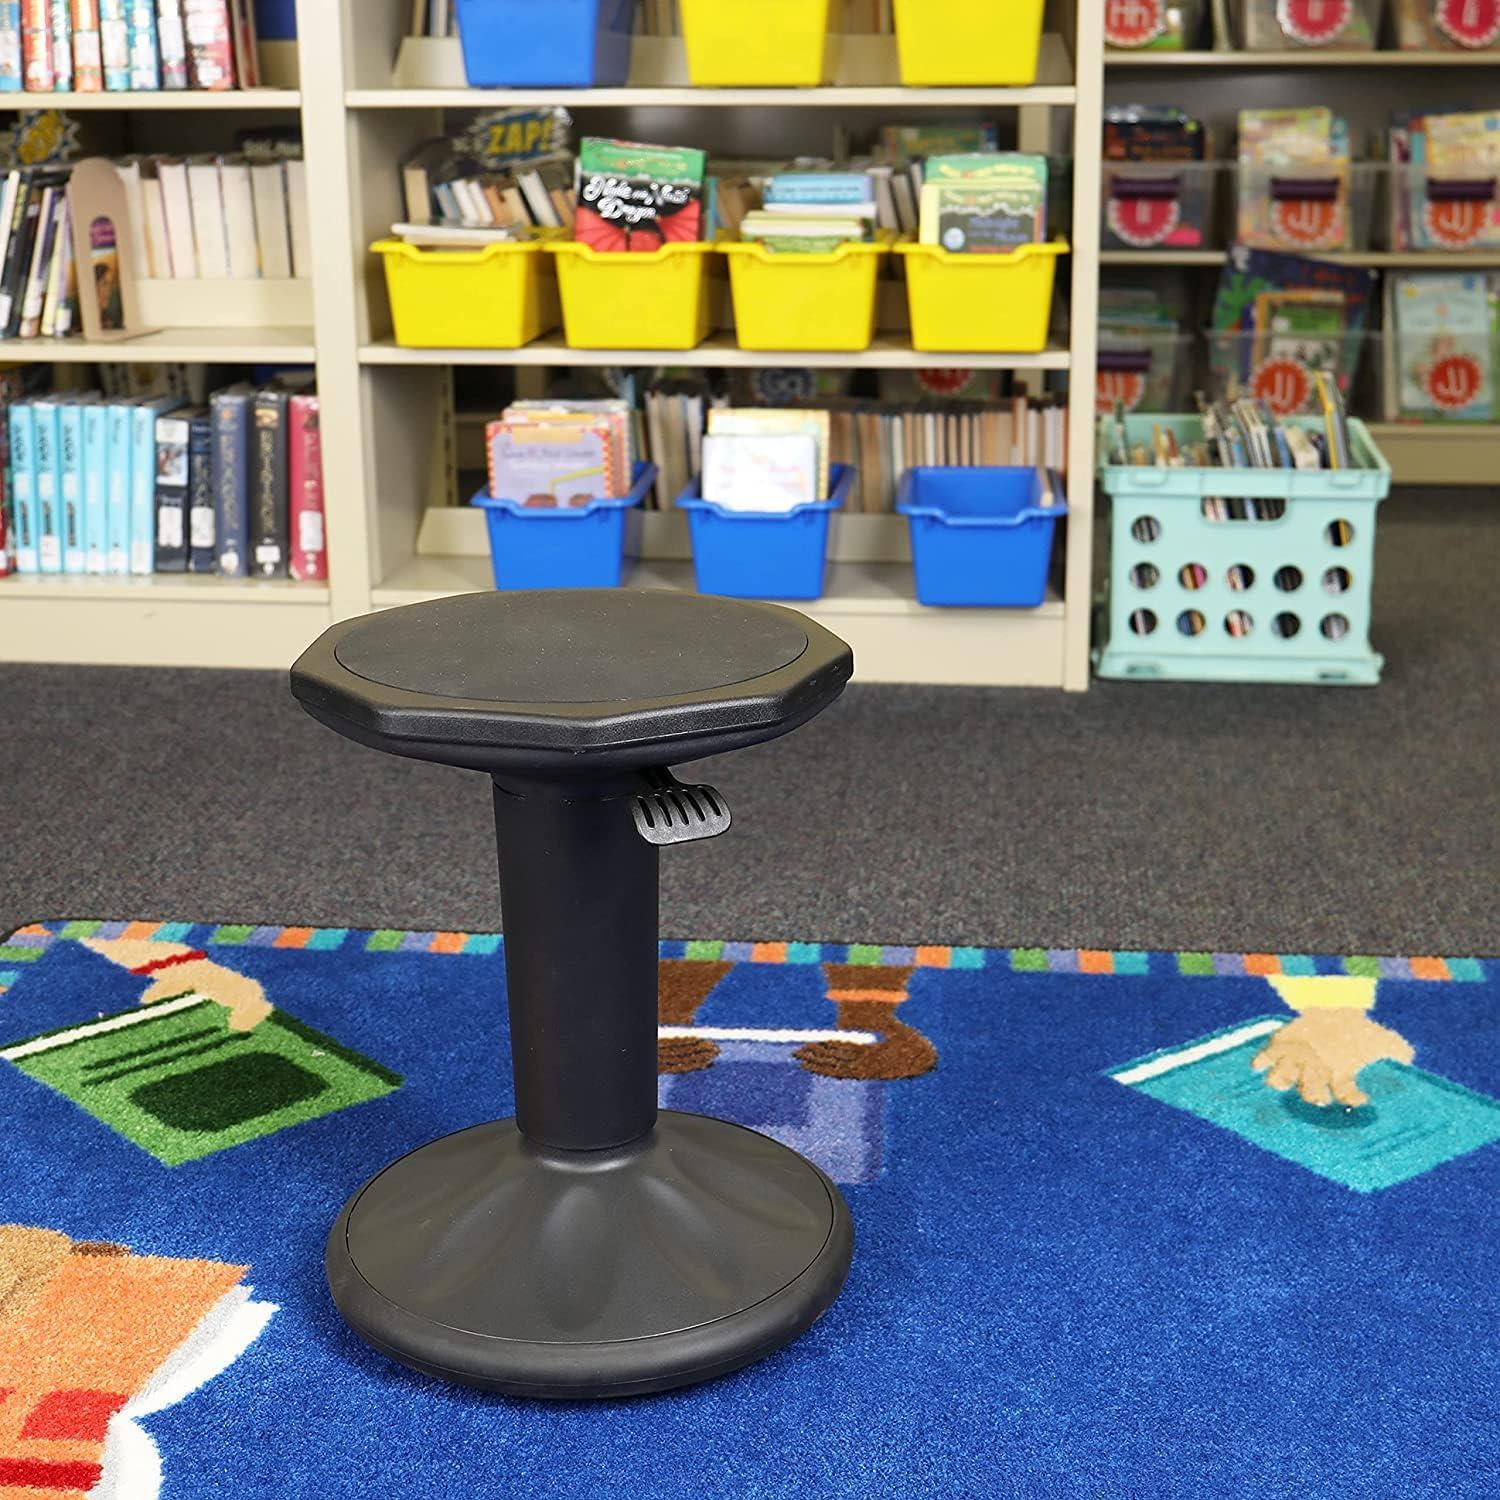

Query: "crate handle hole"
(1225, 610), (1254, 639)
(1178, 562), (1208, 591)
(1274, 565), (1304, 592)
(1131, 516), (1162, 544)
(1129, 609), (1159, 637)
(1326, 520), (1355, 548)
(1321, 613), (1351, 641)
(1323, 566), (1352, 595)
(1176, 609), (1206, 638)
(1130, 563), (1160, 590)
(1273, 612), (1302, 640)
(1227, 564), (1256, 592)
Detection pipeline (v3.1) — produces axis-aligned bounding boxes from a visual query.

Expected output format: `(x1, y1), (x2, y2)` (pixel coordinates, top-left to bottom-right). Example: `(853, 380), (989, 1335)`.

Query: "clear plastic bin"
(1204, 329), (1371, 417)
(1393, 0), (1500, 48)
(1232, 0), (1384, 48)
(1386, 325), (1500, 422)
(1388, 163), (1500, 251)
(1098, 332), (1195, 415)
(1096, 413), (1391, 686)
(1104, 0), (1207, 49)
(1102, 161), (1226, 250)
(1235, 162), (1379, 252)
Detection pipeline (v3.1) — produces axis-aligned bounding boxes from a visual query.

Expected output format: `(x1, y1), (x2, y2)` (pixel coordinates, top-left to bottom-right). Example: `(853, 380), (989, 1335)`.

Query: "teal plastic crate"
(1096, 414), (1391, 686)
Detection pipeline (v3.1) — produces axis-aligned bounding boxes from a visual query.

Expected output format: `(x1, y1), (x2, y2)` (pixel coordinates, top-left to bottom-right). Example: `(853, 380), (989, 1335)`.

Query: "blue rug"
(3, 922), (1499, 1499)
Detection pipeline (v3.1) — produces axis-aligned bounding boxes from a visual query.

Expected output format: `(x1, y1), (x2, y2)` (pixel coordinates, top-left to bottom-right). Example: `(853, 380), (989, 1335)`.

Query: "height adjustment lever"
(631, 769), (731, 846)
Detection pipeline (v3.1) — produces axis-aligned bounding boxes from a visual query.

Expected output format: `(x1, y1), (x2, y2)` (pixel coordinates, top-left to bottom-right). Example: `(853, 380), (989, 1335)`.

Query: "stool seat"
(292, 589), (854, 776)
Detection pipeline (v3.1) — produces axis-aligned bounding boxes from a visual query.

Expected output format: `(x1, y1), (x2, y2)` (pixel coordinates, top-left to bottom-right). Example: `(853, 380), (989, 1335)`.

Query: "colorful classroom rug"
(3, 922), (1500, 1499)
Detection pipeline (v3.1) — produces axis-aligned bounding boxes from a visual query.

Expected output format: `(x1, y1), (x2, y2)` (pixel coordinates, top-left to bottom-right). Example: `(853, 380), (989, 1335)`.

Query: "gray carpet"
(4, 491), (1496, 956)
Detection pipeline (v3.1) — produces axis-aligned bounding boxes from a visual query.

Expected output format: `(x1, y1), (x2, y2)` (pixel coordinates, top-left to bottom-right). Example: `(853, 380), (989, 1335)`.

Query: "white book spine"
(141, 164), (172, 277)
(218, 158), (257, 278)
(284, 157), (310, 279)
(249, 159), (290, 278)
(186, 159), (228, 278)
(117, 157), (151, 282)
(157, 159), (197, 279)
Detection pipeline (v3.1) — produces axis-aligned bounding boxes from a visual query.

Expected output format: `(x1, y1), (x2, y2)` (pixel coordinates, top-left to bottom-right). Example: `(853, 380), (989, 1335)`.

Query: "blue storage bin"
(473, 462), (656, 590)
(453, 0), (634, 87)
(676, 465), (854, 601)
(897, 467), (1066, 607)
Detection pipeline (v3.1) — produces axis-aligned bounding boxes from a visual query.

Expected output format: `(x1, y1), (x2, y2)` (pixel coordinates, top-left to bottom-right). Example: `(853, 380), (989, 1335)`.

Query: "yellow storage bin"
(679, 0), (837, 86)
(722, 238), (891, 352)
(373, 237), (560, 350)
(547, 241), (718, 350)
(893, 0), (1045, 85)
(895, 241), (1067, 354)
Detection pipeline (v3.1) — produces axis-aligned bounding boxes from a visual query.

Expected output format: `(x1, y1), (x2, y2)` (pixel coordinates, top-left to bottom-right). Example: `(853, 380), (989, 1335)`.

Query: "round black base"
(326, 1110), (854, 1399)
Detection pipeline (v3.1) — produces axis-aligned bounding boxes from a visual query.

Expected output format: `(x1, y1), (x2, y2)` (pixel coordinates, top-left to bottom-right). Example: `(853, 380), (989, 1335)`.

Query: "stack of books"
(0, 1), (262, 93)
(484, 399), (634, 507)
(0, 374), (325, 580)
(917, 153), (1049, 254)
(739, 173), (878, 254)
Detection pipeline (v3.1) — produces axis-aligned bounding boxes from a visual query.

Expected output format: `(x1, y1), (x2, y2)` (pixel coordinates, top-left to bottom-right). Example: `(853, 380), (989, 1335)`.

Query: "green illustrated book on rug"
(1, 991), (402, 1166)
(1109, 1016), (1500, 1192)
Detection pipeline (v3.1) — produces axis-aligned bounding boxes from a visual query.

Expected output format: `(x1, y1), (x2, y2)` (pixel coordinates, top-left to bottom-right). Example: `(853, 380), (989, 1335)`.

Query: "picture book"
(1390, 112), (1500, 251)
(1237, 108), (1353, 250)
(707, 407), (830, 498)
(1104, 0), (1205, 49)
(918, 153), (1047, 252)
(701, 432), (820, 513)
(485, 420), (615, 507)
(877, 123), (998, 164)
(1393, 271), (1498, 422)
(1103, 105), (1207, 162)
(1109, 1017), (1500, 1193)
(505, 398), (633, 493)
(575, 137), (706, 253)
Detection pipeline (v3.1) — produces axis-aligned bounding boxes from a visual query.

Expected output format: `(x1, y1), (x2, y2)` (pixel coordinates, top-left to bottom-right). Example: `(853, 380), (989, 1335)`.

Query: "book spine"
(129, 398), (166, 572)
(104, 396), (131, 572)
(288, 392), (324, 581)
(0, 406), (8, 576)
(249, 386), (287, 577)
(58, 398), (84, 572)
(98, 0), (127, 87)
(0, 3), (21, 91)
(47, 0), (69, 88)
(152, 0), (181, 85)
(182, 0), (233, 89)
(82, 396), (107, 573)
(20, 0), (50, 89)
(33, 399), (59, 572)
(0, 171), (30, 332)
(125, 0), (156, 87)
(153, 409), (188, 571)
(9, 399), (35, 572)
(210, 385), (247, 575)
(17, 183), (60, 339)
(70, 0), (102, 89)
(186, 405), (213, 570)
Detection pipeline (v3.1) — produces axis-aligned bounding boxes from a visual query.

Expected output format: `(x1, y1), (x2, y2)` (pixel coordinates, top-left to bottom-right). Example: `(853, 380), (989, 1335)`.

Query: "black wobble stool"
(290, 589), (855, 1399)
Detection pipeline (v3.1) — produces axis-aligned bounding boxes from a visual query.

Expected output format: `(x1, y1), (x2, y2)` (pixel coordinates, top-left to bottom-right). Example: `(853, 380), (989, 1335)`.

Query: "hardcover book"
(182, 0), (234, 89)
(32, 395), (60, 573)
(0, 2), (21, 90)
(288, 391), (325, 581)
(154, 406), (192, 572)
(21, 0), (52, 90)
(186, 405), (213, 570)
(71, 0), (103, 89)
(98, 0), (127, 87)
(250, 385), (288, 577)
(47, 0), (70, 88)
(153, 0), (184, 85)
(485, 419), (615, 507)
(210, 381), (251, 576)
(130, 394), (181, 574)
(125, 0), (158, 87)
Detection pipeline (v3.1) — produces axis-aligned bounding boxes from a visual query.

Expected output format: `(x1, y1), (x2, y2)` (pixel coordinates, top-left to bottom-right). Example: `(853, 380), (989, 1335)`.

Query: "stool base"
(326, 1111), (854, 1399)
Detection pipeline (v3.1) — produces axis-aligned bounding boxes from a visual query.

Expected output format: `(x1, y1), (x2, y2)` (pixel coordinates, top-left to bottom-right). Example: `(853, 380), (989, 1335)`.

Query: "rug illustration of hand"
(1252, 975), (1415, 1108)
(81, 937), (274, 1031)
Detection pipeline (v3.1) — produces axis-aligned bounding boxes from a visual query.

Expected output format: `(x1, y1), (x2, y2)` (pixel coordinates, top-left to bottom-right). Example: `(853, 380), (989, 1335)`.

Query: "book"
(32, 396), (60, 572)
(182, 0), (233, 88)
(250, 384), (287, 576)
(98, 0), (126, 86)
(227, 0), (254, 87)
(156, 157), (196, 276)
(575, 137), (706, 253)
(9, 398), (36, 571)
(707, 408), (830, 497)
(284, 157), (310, 276)
(130, 393), (179, 573)
(125, 0), (157, 86)
(209, 380), (250, 573)
(47, 0), (70, 89)
(103, 394), (132, 573)
(701, 432), (819, 513)
(0, 3), (20, 90)
(484, 418), (615, 507)
(18, 180), (63, 339)
(504, 398), (633, 492)
(186, 403), (213, 569)
(1109, 1017), (1500, 1193)
(218, 156), (257, 276)
(153, 405), (191, 571)
(186, 155), (227, 275)
(140, 158), (172, 274)
(38, 199), (67, 336)
(153, 0), (184, 85)
(918, 153), (1047, 252)
(58, 394), (90, 572)
(250, 158), (292, 276)
(288, 390), (324, 581)
(21, 0), (51, 89)
(1393, 271), (1498, 422)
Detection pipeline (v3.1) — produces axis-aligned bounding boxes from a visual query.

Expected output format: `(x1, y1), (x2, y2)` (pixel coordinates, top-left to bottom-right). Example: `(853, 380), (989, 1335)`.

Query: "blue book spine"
(47, 0), (71, 90)
(125, 0), (157, 89)
(104, 398), (133, 574)
(33, 399), (60, 574)
(765, 174), (875, 206)
(210, 386), (250, 577)
(130, 396), (178, 575)
(9, 400), (36, 572)
(83, 399), (109, 574)
(187, 407), (213, 573)
(0, 3), (20, 92)
(58, 399), (87, 574)
(99, 0), (129, 90)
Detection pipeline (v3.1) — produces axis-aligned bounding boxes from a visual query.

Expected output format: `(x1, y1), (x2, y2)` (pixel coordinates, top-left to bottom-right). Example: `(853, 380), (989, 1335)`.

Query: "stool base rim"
(326, 1111), (854, 1399)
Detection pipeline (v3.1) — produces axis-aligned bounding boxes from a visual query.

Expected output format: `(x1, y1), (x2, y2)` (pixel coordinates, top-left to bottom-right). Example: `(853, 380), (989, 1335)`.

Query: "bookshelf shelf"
(0, 89), (302, 110)
(358, 335), (1072, 372)
(0, 328), (317, 363)
(1366, 424), (1500, 486)
(347, 83), (1078, 110)
(1100, 251), (1500, 269)
(4, 574), (329, 604)
(1104, 49), (1500, 67)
